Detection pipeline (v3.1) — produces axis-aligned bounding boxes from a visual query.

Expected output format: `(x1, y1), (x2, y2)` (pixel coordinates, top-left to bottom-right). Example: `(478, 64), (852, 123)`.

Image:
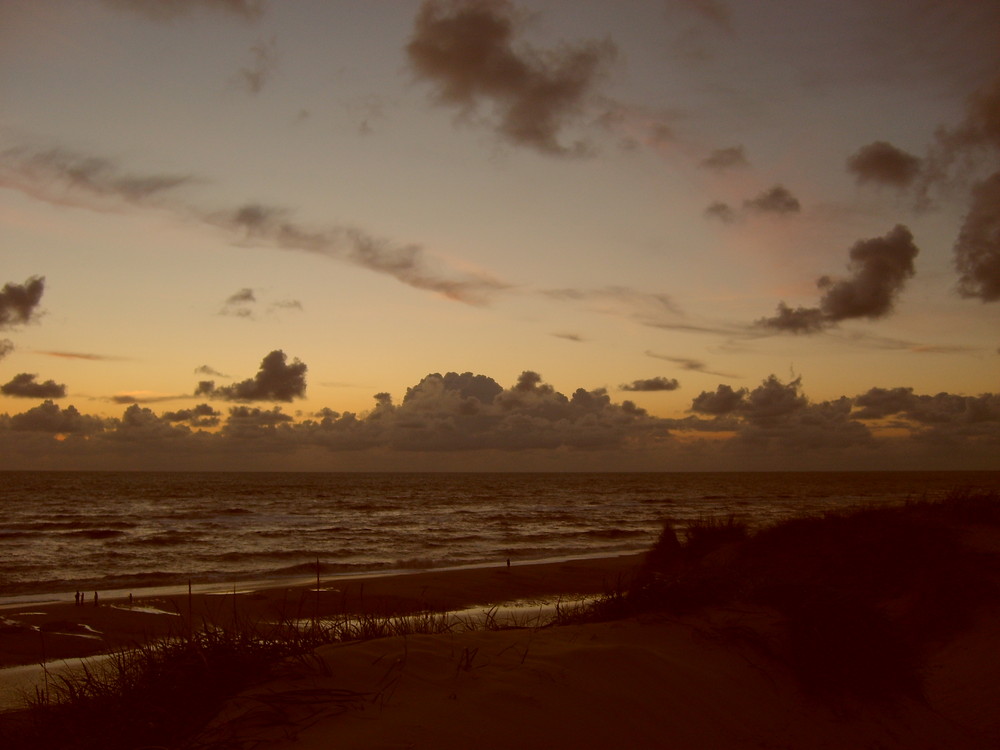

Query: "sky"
(1, 0), (998, 472)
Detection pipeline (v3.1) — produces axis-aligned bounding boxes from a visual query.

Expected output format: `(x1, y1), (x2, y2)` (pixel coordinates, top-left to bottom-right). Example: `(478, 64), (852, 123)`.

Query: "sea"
(2, 471), (998, 600)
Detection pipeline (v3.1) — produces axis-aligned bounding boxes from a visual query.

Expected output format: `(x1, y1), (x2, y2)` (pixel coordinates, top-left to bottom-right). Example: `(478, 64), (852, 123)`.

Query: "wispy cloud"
(35, 350), (128, 361)
(1, 145), (510, 306)
(102, 0), (265, 22)
(645, 351), (740, 379)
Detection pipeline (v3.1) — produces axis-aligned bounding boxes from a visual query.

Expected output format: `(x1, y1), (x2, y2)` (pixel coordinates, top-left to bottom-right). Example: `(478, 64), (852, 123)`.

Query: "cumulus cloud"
(743, 185), (801, 215)
(954, 171), (1000, 301)
(161, 404), (220, 427)
(9, 401), (105, 434)
(102, 0), (265, 21)
(1, 373), (67, 399)
(406, 0), (616, 156)
(2, 372), (997, 470)
(758, 225), (919, 333)
(0, 276), (45, 330)
(620, 377), (680, 392)
(846, 141), (922, 188)
(700, 145), (747, 170)
(196, 350), (307, 402)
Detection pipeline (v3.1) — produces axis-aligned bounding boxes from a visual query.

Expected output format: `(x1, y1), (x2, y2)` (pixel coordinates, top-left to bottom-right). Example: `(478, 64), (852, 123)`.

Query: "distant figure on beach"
(93, 591), (99, 607)
(506, 557), (510, 568)
(129, 593), (133, 607)
(74, 591), (80, 606)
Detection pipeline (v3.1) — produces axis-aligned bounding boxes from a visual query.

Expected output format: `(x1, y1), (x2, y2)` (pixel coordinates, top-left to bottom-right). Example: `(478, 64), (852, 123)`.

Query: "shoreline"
(0, 552), (646, 674)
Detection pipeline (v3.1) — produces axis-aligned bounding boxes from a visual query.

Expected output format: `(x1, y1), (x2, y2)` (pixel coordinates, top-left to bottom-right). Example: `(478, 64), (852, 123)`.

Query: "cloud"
(36, 350), (125, 361)
(1, 373), (67, 399)
(542, 286), (683, 328)
(758, 225), (919, 332)
(690, 383), (747, 415)
(161, 404), (220, 427)
(196, 350), (307, 402)
(2, 373), (997, 470)
(0, 276), (45, 330)
(703, 200), (738, 223)
(102, 0), (265, 21)
(846, 141), (922, 188)
(620, 377), (680, 392)
(234, 36), (277, 94)
(743, 185), (801, 215)
(9, 401), (105, 434)
(4, 145), (509, 306)
(195, 364), (229, 378)
(0, 340), (13, 361)
(645, 351), (739, 379)
(406, 0), (616, 156)
(220, 288), (256, 318)
(954, 171), (1000, 301)
(700, 145), (747, 170)
(110, 392), (188, 405)
(0, 147), (195, 211)
(552, 332), (584, 342)
(211, 203), (509, 305)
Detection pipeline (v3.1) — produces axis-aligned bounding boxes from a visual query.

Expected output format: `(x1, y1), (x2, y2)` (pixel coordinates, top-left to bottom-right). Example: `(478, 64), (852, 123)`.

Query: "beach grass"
(561, 487), (999, 701)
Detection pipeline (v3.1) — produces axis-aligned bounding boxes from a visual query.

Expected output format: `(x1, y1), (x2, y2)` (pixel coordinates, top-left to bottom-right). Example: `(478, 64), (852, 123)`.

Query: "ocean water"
(1, 471), (997, 598)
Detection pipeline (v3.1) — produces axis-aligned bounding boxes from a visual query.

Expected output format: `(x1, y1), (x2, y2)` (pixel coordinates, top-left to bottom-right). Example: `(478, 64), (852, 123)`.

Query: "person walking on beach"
(93, 591), (99, 607)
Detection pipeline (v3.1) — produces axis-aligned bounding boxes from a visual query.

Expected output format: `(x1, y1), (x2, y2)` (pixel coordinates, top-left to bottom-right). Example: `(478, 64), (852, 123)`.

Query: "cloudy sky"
(1, 0), (998, 471)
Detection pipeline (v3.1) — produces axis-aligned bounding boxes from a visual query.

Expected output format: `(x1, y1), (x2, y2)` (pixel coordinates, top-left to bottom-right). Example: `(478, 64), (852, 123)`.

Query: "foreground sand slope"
(194, 611), (992, 750)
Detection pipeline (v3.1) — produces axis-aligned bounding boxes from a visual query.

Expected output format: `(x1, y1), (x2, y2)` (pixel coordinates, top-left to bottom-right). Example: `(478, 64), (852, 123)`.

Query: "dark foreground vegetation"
(1, 487), (997, 749)
(568, 487), (1000, 702)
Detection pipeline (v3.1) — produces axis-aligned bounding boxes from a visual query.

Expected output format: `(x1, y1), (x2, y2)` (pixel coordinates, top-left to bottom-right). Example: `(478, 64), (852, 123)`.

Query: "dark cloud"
(0, 340), (13, 361)
(0, 276), (45, 330)
(196, 350), (306, 402)
(700, 145), (747, 170)
(102, 0), (265, 21)
(690, 383), (747, 415)
(161, 404), (220, 427)
(1, 373), (67, 399)
(756, 302), (828, 334)
(235, 36), (277, 94)
(2, 373), (998, 470)
(406, 0), (616, 156)
(758, 225), (919, 332)
(9, 401), (105, 434)
(620, 377), (680, 392)
(195, 364), (229, 378)
(954, 171), (1000, 301)
(846, 141), (922, 188)
(0, 147), (195, 209)
(818, 224), (919, 320)
(743, 185), (801, 215)
(704, 200), (738, 223)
